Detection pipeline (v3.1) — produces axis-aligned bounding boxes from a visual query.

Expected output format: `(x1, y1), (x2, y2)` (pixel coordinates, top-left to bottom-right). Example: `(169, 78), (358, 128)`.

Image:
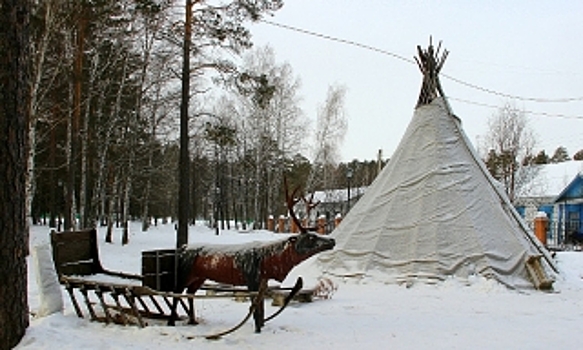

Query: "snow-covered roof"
(521, 160), (583, 198)
(308, 187), (366, 204)
(555, 171), (583, 202)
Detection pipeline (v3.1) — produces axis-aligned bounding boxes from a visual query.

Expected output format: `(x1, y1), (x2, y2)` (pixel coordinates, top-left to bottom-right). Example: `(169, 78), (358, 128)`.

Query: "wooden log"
(270, 289), (313, 306)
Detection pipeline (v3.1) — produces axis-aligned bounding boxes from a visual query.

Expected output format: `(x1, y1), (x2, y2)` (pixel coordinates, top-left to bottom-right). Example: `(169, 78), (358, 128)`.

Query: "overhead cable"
(260, 20), (583, 104)
(260, 20), (414, 65)
(449, 97), (583, 120)
(442, 74), (583, 103)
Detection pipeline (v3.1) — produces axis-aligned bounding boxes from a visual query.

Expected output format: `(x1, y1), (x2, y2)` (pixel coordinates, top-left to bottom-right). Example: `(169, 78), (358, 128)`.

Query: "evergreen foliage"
(550, 146), (571, 163)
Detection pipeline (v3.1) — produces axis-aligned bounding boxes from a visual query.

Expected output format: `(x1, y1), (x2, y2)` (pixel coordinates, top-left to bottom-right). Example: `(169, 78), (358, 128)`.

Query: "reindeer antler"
(302, 192), (321, 223)
(284, 177), (305, 233)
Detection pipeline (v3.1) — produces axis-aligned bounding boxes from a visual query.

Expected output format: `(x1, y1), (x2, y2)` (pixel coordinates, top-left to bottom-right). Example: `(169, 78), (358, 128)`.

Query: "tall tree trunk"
(0, 0), (31, 346)
(49, 111), (57, 228)
(64, 79), (74, 230)
(27, 1), (56, 229)
(140, 102), (160, 232)
(79, 53), (98, 229)
(242, 140), (249, 230)
(92, 92), (112, 226)
(134, 28), (154, 232)
(121, 120), (135, 245)
(65, 11), (86, 230)
(121, 171), (131, 245)
(177, 0), (192, 248)
(26, 115), (37, 226)
(189, 157), (196, 225)
(141, 148), (153, 231)
(252, 146), (260, 228)
(105, 171), (117, 243)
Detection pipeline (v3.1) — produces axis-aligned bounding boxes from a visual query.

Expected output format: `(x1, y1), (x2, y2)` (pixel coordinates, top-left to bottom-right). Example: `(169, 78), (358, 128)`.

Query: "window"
(567, 212), (580, 233)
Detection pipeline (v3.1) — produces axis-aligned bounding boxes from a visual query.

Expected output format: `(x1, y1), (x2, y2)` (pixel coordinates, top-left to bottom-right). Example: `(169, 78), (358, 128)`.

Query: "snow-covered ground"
(17, 222), (583, 349)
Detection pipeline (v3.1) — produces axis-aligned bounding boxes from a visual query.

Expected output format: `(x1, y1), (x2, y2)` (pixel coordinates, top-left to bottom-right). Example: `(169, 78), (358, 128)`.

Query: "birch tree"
(482, 102), (538, 202)
(233, 45), (307, 227)
(26, 0), (61, 227)
(309, 84), (348, 193)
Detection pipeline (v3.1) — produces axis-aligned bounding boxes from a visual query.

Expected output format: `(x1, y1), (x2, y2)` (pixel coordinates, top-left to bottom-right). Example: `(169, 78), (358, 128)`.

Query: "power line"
(259, 20), (583, 104)
(260, 20), (414, 65)
(442, 74), (583, 103)
(449, 97), (583, 120)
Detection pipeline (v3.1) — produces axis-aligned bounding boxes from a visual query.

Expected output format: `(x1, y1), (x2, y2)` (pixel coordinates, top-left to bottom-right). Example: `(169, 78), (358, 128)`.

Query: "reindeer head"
(287, 231), (335, 256)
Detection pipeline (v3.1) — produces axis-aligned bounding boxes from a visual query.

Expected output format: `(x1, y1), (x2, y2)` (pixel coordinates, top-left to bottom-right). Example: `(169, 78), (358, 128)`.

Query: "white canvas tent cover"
(289, 55), (557, 289)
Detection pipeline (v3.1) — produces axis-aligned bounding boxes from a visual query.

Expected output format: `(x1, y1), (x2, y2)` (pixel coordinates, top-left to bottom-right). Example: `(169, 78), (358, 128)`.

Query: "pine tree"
(550, 146), (570, 163)
(533, 150), (550, 164)
(0, 0), (31, 346)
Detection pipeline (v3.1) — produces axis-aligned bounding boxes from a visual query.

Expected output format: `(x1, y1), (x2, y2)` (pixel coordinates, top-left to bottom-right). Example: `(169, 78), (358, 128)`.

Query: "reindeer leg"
(168, 297), (179, 326)
(185, 280), (204, 325)
(255, 295), (265, 333)
(168, 284), (188, 326)
(187, 298), (196, 325)
(252, 279), (267, 333)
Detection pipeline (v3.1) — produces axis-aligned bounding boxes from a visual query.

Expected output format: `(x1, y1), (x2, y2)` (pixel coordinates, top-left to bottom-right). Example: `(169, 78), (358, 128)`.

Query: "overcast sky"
(249, 1), (583, 162)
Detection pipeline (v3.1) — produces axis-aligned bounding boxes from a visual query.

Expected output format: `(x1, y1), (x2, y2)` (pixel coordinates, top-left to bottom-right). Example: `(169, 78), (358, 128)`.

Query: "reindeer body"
(172, 233), (335, 332)
(168, 177), (333, 333)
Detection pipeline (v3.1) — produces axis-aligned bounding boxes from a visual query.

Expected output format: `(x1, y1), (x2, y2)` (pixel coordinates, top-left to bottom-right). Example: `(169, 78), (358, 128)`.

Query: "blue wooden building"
(554, 172), (583, 243)
(515, 160), (583, 246)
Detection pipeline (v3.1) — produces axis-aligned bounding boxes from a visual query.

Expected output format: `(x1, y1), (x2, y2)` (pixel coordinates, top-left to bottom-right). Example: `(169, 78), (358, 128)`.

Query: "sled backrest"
(142, 249), (178, 292)
(50, 228), (105, 277)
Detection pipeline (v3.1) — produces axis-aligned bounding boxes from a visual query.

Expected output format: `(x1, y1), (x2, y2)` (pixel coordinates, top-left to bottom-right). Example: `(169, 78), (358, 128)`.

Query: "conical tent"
(293, 43), (556, 289)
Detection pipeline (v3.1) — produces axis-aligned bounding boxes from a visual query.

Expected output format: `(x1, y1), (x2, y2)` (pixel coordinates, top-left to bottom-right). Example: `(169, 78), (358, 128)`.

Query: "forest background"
(26, 1), (582, 239)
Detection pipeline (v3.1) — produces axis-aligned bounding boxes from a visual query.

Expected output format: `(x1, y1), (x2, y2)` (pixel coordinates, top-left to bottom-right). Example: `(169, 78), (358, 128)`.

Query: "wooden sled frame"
(50, 228), (306, 335)
(50, 228), (193, 326)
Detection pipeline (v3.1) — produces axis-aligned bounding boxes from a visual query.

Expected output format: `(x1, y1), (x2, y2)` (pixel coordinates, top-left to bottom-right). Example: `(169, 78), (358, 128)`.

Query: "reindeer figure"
(170, 179), (335, 333)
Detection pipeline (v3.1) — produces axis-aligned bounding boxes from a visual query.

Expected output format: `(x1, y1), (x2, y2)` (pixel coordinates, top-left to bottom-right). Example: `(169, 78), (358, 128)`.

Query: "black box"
(141, 249), (178, 292)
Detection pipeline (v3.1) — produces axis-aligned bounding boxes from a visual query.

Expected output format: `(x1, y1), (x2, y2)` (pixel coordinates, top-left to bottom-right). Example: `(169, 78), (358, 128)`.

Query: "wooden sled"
(50, 228), (302, 335)
(51, 228), (189, 327)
